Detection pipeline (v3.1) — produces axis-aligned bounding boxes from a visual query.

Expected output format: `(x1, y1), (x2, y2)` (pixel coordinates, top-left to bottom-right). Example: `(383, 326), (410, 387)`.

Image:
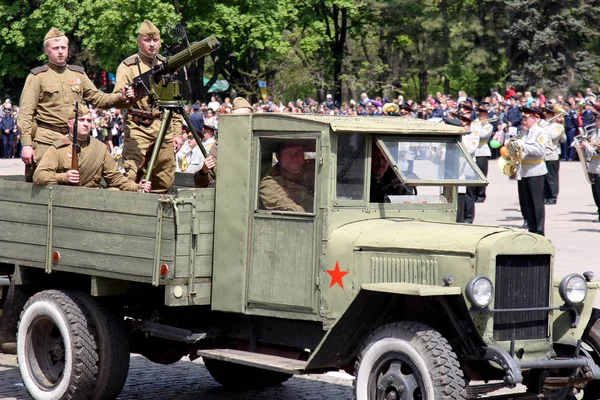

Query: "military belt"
(521, 159), (544, 165)
(127, 109), (160, 128)
(36, 120), (69, 135)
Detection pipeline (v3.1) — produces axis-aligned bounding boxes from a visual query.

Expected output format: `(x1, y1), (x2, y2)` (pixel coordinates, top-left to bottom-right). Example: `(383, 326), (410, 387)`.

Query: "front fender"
(304, 283), (484, 371)
(553, 280), (600, 344)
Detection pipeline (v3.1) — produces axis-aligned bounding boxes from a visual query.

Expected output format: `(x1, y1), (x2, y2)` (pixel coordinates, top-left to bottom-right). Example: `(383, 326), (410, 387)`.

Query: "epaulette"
(67, 64), (86, 74)
(157, 54), (166, 63)
(30, 65), (49, 75)
(123, 55), (139, 67)
(53, 136), (71, 148)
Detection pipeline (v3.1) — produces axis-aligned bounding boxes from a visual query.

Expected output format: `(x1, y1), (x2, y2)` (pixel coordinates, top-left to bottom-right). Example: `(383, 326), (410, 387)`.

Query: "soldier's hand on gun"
(201, 156), (216, 173)
(21, 145), (36, 165)
(120, 85), (137, 102)
(66, 170), (79, 184)
(138, 179), (152, 193)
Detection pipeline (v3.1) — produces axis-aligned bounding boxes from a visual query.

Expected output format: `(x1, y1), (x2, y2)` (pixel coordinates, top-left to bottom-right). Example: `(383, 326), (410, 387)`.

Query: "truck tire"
(72, 292), (130, 400)
(354, 321), (466, 400)
(581, 308), (600, 400)
(17, 290), (98, 400)
(204, 358), (292, 389)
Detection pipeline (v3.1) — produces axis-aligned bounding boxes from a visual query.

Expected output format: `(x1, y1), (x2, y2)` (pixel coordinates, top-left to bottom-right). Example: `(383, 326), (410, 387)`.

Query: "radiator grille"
(493, 254), (551, 341)
(370, 256), (438, 285)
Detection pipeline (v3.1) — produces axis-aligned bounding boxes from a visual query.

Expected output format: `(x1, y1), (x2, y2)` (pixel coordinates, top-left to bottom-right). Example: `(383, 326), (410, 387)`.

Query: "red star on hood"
(327, 261), (349, 289)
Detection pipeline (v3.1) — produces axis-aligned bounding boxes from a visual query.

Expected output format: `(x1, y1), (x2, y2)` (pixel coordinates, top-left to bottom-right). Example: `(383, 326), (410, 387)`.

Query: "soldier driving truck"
(3, 112), (600, 399)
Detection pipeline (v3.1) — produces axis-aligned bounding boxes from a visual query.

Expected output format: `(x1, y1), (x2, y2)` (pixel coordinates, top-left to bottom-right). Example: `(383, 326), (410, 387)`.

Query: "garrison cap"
(232, 97), (252, 111)
(476, 106), (489, 113)
(44, 27), (65, 42)
(433, 97), (441, 104)
(586, 99), (595, 107)
(138, 20), (160, 38)
(68, 103), (90, 120)
(521, 106), (544, 119)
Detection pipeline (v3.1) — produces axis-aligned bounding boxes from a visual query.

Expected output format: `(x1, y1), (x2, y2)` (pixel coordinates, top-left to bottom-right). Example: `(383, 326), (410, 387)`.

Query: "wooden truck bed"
(0, 180), (215, 306)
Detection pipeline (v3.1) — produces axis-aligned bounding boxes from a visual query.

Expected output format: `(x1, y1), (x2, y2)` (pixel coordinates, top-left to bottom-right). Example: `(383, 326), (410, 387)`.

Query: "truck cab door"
(246, 136), (320, 314)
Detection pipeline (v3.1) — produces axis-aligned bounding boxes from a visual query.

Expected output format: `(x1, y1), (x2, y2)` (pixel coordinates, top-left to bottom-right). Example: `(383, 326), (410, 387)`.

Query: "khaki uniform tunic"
(18, 63), (123, 165)
(113, 52), (183, 193)
(33, 135), (138, 191)
(259, 174), (314, 213)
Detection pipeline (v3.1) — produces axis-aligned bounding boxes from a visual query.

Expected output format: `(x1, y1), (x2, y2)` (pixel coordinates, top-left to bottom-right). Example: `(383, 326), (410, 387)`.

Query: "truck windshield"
(376, 137), (486, 186)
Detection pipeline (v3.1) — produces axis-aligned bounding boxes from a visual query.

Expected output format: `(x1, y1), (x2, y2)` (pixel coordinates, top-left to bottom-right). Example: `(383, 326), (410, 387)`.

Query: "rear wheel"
(204, 358), (292, 389)
(17, 290), (98, 400)
(72, 292), (130, 400)
(354, 321), (466, 400)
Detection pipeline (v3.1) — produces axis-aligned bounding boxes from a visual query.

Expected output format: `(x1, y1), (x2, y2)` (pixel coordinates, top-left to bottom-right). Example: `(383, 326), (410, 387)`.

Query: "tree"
(506, 0), (600, 94)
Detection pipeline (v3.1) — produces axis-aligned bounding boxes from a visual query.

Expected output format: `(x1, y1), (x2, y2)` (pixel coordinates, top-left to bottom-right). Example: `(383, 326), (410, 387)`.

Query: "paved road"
(0, 158), (596, 399)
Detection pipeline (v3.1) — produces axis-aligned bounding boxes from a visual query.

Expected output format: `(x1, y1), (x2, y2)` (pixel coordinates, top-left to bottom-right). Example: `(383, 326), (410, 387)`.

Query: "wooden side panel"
(248, 217), (316, 310)
(0, 181), (176, 282)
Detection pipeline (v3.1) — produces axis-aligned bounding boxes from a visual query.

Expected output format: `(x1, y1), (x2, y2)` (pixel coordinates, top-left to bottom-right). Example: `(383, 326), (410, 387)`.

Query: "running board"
(198, 349), (312, 375)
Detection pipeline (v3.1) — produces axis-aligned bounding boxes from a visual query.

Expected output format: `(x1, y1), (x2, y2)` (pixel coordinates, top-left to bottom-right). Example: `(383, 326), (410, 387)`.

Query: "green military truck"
(1, 114), (600, 400)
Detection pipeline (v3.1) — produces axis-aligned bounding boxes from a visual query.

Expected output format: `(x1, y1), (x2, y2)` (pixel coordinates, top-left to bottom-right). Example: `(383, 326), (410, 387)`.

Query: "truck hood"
(331, 219), (507, 256)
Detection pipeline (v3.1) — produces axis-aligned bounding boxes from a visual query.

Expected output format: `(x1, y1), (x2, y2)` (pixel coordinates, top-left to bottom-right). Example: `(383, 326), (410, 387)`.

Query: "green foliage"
(2, 0), (600, 102)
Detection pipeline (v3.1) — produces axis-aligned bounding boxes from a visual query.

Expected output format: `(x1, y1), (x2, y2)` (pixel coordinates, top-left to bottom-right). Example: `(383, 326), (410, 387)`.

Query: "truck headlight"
(466, 276), (494, 308)
(559, 274), (588, 306)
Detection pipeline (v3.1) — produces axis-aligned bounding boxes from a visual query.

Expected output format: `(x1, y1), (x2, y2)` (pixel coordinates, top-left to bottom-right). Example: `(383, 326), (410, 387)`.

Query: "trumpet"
(539, 104), (566, 127)
(471, 117), (499, 126)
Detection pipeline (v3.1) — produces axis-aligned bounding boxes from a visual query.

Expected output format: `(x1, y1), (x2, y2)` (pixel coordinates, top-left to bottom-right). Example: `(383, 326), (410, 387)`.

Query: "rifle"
(129, 35), (221, 101)
(71, 102), (80, 185)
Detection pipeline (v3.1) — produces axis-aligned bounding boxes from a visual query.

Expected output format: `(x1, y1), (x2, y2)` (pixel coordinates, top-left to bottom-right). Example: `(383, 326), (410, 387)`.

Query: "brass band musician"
(542, 106), (566, 205)
(585, 113), (600, 222)
(469, 106), (493, 203)
(517, 107), (549, 236)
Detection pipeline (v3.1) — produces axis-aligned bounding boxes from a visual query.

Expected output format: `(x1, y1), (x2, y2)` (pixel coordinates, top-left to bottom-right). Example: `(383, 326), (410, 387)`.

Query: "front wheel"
(17, 290), (99, 400)
(354, 321), (466, 400)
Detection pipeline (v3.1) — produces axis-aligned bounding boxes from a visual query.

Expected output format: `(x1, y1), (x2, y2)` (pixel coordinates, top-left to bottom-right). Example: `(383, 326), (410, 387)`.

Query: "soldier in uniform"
(562, 102), (579, 161)
(193, 97), (250, 188)
(18, 27), (134, 181)
(429, 98), (447, 119)
(504, 94), (523, 134)
(370, 145), (415, 202)
(259, 141), (314, 213)
(516, 107), (549, 235)
(445, 116), (478, 223)
(33, 103), (152, 192)
(112, 20), (184, 193)
(542, 106), (566, 205)
(469, 106), (493, 203)
(586, 114), (600, 222)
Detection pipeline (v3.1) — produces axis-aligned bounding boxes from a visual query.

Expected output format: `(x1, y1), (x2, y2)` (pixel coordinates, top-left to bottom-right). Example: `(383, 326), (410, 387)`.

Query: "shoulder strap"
(53, 136), (71, 148)
(156, 54), (167, 62)
(66, 64), (85, 74)
(123, 55), (139, 67)
(30, 65), (49, 75)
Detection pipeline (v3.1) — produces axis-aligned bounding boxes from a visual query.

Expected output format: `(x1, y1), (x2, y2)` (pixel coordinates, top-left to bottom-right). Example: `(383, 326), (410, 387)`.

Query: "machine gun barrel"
(167, 35), (221, 72)
(130, 34), (221, 99)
